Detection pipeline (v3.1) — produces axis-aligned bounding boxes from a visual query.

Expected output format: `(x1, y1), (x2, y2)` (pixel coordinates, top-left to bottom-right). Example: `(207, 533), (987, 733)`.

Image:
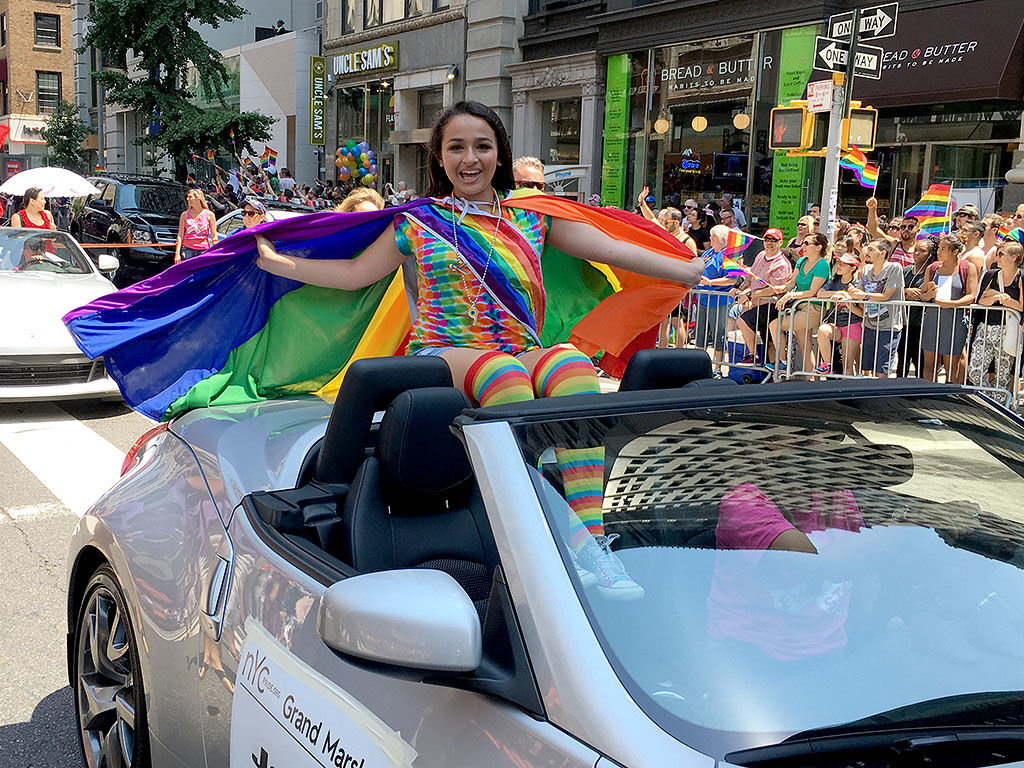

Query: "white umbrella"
(0, 167), (101, 198)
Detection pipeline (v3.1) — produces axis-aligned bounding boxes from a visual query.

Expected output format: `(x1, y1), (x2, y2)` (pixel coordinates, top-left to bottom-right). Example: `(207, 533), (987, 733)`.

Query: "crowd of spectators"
(662, 193), (1024, 399)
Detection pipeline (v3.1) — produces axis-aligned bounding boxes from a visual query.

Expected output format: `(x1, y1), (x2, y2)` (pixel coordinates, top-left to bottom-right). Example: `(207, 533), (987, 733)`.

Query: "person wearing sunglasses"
(240, 197), (268, 229)
(952, 204), (980, 233)
(866, 196), (918, 268)
(981, 214), (1006, 268)
(512, 156), (546, 191)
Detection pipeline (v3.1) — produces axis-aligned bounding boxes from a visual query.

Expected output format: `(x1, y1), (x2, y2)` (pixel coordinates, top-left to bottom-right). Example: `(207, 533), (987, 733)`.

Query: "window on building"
(315, 0), (323, 20)
(34, 13), (61, 47)
(541, 98), (582, 164)
(366, 0), (436, 27)
(0, 14), (6, 47)
(418, 88), (444, 128)
(1, 81), (7, 116)
(36, 71), (62, 114)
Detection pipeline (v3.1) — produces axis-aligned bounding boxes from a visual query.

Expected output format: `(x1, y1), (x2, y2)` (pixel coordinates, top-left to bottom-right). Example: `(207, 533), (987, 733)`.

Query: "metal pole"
(820, 7), (860, 239)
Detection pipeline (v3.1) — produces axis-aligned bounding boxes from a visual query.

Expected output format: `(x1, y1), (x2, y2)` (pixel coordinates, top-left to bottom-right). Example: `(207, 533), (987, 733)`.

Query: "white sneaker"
(579, 533), (644, 601)
(569, 547), (597, 588)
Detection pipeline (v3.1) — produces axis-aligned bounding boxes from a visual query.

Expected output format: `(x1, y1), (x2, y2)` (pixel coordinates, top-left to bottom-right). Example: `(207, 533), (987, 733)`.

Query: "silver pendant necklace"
(450, 190), (503, 320)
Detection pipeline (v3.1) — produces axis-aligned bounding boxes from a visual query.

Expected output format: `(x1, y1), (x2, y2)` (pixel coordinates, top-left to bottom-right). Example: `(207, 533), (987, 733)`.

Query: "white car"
(0, 227), (122, 402)
(216, 202), (311, 237)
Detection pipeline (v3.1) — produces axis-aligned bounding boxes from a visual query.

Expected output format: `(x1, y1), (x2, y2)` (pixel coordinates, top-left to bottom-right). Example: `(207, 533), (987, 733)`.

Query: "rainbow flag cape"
(904, 183), (952, 236)
(63, 192), (694, 420)
(840, 148), (879, 189)
(260, 146), (278, 169)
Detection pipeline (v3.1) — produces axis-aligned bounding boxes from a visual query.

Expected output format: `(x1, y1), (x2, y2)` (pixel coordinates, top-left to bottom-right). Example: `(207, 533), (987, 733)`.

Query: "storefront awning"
(857, 0), (1024, 107)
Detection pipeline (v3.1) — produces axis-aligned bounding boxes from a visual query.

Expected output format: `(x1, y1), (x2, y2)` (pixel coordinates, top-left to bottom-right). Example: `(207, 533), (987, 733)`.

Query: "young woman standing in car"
(254, 100), (706, 599)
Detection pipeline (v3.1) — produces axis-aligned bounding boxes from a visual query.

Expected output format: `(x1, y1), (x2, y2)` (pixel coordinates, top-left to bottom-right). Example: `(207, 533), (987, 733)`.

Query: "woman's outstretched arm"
(547, 217), (706, 286)
(255, 223), (407, 291)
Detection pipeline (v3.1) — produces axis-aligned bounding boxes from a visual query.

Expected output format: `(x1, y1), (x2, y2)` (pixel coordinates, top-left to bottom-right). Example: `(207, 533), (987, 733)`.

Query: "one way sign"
(813, 36), (885, 79)
(829, 3), (899, 40)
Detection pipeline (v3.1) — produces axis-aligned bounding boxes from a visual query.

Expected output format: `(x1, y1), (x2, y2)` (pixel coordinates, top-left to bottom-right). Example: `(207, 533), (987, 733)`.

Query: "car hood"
(0, 271), (114, 353)
(127, 212), (179, 230)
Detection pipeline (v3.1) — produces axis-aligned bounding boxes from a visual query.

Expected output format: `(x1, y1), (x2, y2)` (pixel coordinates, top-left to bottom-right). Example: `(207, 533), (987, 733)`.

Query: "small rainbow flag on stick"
(904, 183), (953, 236)
(996, 222), (1013, 241)
(840, 147), (879, 189)
(206, 149), (215, 161)
(720, 229), (758, 277)
(260, 146), (278, 170)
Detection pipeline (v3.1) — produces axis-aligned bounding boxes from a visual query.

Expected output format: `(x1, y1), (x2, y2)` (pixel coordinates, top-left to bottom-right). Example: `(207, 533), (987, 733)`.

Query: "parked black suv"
(72, 174), (187, 286)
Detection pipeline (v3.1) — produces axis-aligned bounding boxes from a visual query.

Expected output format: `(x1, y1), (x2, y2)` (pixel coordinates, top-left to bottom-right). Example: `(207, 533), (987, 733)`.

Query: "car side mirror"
(97, 253), (120, 273)
(93, 199), (111, 210)
(317, 569), (482, 673)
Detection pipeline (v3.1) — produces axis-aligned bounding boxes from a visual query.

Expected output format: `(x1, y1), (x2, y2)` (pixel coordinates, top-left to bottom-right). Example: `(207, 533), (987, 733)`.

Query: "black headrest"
(314, 356), (453, 484)
(619, 348), (714, 391)
(377, 387), (473, 511)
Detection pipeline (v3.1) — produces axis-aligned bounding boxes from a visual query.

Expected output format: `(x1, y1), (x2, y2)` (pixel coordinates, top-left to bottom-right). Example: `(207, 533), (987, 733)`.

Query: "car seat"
(336, 387), (494, 618)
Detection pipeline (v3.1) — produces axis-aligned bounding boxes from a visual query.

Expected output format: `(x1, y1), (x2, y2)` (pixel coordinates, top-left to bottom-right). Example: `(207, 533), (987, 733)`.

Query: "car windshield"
(118, 184), (186, 215)
(514, 394), (1024, 758)
(0, 230), (94, 274)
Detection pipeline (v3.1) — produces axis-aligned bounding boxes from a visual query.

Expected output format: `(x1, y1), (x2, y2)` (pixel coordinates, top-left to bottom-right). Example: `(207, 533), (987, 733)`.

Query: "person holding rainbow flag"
(68, 101), (705, 600)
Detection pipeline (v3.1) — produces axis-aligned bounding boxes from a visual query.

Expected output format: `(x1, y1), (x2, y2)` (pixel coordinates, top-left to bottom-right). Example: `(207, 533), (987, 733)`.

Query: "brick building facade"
(0, 0), (74, 173)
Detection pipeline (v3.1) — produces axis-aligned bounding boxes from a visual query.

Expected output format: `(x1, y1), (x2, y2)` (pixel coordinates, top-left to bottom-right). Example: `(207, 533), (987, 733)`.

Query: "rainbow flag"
(719, 230), (757, 277)
(63, 193), (695, 420)
(996, 222), (1013, 241)
(904, 183), (952, 236)
(260, 146), (278, 169)
(229, 128), (236, 146)
(206, 149), (215, 161)
(840, 148), (879, 189)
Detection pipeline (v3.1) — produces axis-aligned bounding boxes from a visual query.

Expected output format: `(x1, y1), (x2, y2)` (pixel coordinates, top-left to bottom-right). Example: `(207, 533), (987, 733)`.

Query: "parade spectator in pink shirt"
(733, 228), (793, 364)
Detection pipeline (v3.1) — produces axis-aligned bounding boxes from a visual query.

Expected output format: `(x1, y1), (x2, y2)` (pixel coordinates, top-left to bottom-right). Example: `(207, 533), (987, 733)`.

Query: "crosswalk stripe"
(0, 403), (125, 516)
(3, 503), (67, 521)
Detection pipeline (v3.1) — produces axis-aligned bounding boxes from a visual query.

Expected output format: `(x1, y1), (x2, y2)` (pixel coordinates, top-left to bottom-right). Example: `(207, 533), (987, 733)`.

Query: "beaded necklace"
(450, 190), (503, 320)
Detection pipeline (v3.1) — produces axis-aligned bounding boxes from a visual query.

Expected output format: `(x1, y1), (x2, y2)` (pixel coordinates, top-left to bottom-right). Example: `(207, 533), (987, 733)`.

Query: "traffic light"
(768, 102), (816, 151)
(842, 103), (878, 151)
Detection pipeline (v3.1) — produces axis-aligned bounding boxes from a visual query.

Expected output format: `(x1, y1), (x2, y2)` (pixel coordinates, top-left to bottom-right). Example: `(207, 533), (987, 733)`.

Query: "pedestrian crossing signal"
(842, 104), (878, 151)
(769, 104), (815, 150)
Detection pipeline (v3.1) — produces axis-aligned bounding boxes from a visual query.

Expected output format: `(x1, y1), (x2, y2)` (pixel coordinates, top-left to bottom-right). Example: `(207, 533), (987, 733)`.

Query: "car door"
(216, 212), (243, 237)
(79, 182), (106, 242)
(195, 498), (599, 768)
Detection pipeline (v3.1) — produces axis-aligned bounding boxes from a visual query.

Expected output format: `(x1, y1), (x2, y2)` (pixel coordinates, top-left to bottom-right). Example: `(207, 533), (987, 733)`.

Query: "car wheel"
(73, 565), (150, 768)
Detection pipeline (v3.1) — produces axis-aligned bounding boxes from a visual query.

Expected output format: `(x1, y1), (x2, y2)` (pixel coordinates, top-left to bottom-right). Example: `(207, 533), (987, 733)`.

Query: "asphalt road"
(0, 400), (152, 768)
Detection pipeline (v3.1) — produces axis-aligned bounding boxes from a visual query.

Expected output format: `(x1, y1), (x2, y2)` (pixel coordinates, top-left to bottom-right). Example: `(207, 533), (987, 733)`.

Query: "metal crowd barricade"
(665, 289), (1023, 408)
(664, 287), (775, 383)
(781, 296), (1023, 408)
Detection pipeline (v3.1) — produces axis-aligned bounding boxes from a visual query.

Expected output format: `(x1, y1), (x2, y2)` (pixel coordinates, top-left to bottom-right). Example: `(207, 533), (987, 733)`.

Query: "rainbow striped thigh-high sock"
(464, 351), (535, 407)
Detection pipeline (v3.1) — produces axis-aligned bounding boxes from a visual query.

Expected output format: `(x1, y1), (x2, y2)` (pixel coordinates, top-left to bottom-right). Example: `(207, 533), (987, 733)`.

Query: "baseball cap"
(763, 228), (784, 241)
(955, 204), (981, 218)
(243, 197), (268, 214)
(839, 253), (860, 266)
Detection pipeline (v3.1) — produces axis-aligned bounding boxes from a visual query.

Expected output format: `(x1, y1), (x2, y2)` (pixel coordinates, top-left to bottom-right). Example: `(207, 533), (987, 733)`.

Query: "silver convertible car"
(0, 227), (121, 402)
(66, 351), (1024, 768)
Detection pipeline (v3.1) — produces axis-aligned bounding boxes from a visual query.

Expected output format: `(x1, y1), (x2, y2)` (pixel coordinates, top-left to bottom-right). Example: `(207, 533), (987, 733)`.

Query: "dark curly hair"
(426, 101), (514, 198)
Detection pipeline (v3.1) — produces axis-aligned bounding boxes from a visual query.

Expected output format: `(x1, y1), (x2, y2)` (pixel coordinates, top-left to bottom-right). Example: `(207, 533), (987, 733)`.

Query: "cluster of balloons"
(336, 140), (377, 187)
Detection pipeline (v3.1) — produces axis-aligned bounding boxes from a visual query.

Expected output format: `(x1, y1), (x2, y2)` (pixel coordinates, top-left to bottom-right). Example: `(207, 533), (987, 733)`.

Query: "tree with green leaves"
(40, 100), (93, 173)
(83, 0), (274, 180)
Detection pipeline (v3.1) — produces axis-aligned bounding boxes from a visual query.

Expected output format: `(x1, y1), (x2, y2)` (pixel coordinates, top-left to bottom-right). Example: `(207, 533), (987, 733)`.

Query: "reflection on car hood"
(128, 212), (179, 229)
(0, 271), (114, 353)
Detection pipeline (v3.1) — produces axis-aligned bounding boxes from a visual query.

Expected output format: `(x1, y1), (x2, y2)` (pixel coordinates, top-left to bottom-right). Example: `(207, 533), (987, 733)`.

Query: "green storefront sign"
(769, 26), (818, 237)
(601, 54), (631, 209)
(309, 56), (327, 146)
